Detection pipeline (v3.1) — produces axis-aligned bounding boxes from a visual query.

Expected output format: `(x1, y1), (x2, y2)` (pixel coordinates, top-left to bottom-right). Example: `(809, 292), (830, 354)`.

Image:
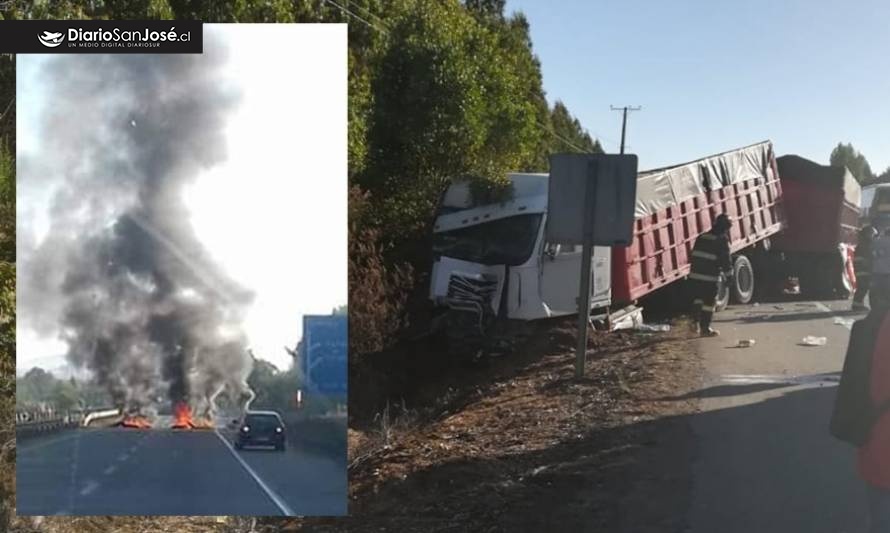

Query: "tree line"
(830, 142), (890, 185)
(15, 368), (111, 411)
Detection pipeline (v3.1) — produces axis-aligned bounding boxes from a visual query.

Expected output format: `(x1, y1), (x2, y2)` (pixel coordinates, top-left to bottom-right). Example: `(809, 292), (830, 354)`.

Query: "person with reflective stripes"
(690, 214), (732, 336)
(854, 225), (879, 311)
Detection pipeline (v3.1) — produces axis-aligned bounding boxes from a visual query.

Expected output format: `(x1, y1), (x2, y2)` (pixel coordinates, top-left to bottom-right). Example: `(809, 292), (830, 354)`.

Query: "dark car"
(234, 411), (286, 451)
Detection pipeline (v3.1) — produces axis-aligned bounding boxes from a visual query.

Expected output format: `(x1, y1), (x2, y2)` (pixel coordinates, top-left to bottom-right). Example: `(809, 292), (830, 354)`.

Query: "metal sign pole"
(575, 160), (597, 378)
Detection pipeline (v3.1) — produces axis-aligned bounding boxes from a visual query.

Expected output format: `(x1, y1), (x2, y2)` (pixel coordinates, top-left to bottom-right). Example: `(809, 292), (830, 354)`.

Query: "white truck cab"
(429, 173), (611, 341)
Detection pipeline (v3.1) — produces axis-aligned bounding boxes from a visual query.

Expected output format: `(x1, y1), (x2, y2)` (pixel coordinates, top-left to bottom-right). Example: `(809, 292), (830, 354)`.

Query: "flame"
(170, 402), (214, 430)
(120, 415), (153, 429)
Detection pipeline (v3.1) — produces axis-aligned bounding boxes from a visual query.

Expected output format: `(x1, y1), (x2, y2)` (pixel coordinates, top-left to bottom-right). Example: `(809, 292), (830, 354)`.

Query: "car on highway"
(234, 410), (287, 451)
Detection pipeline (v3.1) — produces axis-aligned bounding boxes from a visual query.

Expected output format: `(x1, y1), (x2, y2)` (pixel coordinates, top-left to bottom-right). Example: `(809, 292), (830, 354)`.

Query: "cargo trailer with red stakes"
(611, 141), (785, 309)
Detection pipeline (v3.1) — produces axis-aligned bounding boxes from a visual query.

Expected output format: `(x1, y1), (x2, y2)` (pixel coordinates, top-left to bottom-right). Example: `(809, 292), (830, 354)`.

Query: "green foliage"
(15, 368), (112, 409)
(550, 100), (603, 155)
(361, 0), (535, 234)
(830, 142), (875, 184)
(0, 56), (12, 142)
(0, 51), (11, 533)
(246, 359), (299, 411)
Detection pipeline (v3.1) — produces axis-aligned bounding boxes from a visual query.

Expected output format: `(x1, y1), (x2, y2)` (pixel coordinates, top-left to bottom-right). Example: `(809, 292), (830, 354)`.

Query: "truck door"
(540, 244), (611, 315)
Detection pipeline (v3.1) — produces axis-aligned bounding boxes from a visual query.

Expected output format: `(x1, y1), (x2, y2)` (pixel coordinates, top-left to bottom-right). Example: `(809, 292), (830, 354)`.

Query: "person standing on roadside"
(855, 275), (890, 532)
(689, 214), (733, 337)
(854, 225), (878, 311)
(833, 245), (890, 533)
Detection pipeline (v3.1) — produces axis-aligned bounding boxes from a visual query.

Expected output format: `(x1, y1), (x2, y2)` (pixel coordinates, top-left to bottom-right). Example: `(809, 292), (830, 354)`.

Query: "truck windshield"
(433, 214), (542, 266)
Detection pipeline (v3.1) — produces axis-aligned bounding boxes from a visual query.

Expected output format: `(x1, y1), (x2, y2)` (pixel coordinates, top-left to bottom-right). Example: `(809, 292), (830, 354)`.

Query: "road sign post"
(575, 159), (598, 378)
(547, 154), (639, 378)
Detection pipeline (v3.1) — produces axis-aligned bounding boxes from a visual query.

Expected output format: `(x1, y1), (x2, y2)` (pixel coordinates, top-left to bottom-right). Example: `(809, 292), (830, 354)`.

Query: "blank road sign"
(302, 315), (347, 396)
(546, 153), (638, 246)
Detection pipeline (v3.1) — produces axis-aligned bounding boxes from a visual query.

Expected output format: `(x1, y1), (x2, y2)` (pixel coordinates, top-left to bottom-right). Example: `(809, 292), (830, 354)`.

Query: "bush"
(348, 187), (412, 355)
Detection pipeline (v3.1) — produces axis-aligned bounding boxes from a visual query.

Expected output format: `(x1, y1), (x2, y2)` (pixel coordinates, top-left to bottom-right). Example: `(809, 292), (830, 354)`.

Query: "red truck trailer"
(771, 155), (860, 297)
(612, 141), (785, 309)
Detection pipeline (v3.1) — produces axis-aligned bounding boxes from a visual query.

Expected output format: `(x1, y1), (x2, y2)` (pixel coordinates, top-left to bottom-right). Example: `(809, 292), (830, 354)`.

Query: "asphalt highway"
(16, 426), (346, 516)
(688, 299), (867, 532)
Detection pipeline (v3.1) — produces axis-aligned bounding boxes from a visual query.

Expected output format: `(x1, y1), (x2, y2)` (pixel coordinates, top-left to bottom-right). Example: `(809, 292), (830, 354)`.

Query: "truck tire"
(730, 255), (755, 304)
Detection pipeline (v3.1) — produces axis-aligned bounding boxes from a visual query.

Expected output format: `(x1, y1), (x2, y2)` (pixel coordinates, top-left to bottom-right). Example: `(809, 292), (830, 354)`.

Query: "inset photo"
(15, 24), (347, 516)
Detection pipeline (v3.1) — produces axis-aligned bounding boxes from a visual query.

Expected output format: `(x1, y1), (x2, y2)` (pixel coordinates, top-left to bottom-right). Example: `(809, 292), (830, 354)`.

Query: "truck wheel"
(731, 255), (755, 304)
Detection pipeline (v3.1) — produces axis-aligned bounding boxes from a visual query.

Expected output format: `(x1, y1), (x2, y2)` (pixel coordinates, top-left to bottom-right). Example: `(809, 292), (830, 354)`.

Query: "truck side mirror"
(544, 243), (559, 260)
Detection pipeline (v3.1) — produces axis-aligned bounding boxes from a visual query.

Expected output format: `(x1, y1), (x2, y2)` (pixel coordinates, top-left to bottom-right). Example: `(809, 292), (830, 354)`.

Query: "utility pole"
(610, 105), (642, 154)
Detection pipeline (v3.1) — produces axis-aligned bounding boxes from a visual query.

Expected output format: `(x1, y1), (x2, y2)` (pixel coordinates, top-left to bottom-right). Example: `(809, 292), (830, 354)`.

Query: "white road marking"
(103, 465), (117, 476)
(79, 480), (99, 496)
(213, 430), (294, 516)
(718, 373), (840, 385)
(117, 453), (130, 462)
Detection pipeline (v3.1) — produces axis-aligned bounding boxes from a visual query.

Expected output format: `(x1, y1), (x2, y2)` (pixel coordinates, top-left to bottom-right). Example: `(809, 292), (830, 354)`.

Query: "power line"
(342, 0), (389, 28)
(536, 119), (592, 154)
(321, 0), (389, 34)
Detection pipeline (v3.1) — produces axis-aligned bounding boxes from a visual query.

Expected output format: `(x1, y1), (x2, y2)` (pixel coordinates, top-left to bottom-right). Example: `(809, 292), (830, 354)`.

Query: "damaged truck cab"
(429, 173), (611, 351)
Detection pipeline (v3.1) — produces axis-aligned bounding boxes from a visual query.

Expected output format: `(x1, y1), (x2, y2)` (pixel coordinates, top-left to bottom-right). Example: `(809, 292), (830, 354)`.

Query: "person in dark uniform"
(854, 225), (879, 311)
(690, 214), (733, 336)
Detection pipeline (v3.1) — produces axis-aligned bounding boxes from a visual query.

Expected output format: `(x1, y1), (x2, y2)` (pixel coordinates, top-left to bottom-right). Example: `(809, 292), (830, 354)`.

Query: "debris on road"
(636, 323), (671, 333)
(833, 317), (855, 328)
(800, 336), (828, 346)
(736, 339), (756, 348)
(611, 306), (645, 331)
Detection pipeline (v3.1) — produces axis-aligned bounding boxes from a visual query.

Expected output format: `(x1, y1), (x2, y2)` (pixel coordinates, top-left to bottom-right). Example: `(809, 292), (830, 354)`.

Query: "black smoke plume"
(19, 34), (255, 416)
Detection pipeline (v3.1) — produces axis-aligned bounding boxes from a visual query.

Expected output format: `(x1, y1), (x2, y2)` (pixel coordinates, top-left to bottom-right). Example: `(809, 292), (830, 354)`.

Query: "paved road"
(688, 299), (868, 533)
(17, 426), (347, 516)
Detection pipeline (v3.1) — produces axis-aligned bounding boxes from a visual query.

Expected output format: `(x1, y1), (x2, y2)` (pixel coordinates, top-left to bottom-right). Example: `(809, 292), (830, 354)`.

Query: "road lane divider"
(213, 430), (295, 516)
(79, 480), (99, 496)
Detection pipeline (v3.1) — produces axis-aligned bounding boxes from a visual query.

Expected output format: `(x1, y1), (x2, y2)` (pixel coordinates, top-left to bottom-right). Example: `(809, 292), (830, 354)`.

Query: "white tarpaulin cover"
(634, 141), (776, 218)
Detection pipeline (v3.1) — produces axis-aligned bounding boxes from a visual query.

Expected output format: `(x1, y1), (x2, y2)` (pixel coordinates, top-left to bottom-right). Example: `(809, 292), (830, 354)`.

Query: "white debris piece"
(833, 317), (855, 328)
(636, 323), (671, 332)
(801, 336), (827, 346)
(736, 339), (756, 348)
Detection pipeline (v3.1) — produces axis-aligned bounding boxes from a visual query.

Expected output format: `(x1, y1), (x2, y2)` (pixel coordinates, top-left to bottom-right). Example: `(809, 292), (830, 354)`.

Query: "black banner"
(0, 20), (203, 53)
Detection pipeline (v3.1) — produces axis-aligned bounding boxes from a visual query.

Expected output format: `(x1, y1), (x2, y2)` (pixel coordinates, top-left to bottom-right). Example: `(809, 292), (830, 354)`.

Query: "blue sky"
(506, 0), (890, 174)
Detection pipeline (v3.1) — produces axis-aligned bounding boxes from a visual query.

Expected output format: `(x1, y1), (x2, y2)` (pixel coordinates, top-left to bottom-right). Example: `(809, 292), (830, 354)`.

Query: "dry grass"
(291, 318), (704, 532)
